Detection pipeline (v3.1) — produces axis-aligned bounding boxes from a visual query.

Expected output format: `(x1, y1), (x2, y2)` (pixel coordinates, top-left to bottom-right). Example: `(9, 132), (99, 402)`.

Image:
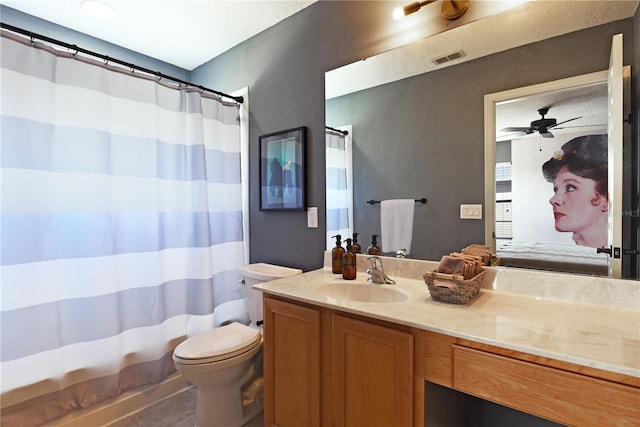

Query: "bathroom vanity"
(255, 254), (640, 427)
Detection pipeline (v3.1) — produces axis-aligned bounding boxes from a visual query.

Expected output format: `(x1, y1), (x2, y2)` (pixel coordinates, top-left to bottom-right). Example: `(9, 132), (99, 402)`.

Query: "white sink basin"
(316, 282), (409, 303)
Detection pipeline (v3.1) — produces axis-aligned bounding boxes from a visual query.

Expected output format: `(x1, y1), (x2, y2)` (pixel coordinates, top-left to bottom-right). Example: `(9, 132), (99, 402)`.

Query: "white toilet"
(172, 263), (302, 427)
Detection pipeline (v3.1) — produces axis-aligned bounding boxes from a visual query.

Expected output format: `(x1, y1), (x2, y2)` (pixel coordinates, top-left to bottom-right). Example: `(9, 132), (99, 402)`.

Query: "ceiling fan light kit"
(500, 107), (583, 139)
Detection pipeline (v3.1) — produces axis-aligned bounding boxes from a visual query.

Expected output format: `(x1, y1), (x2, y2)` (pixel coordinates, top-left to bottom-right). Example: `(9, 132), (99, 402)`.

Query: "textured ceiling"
(1, 0), (318, 70)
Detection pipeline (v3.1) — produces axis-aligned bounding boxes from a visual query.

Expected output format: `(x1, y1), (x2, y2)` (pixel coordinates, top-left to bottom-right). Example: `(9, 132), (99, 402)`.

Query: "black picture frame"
(259, 126), (307, 211)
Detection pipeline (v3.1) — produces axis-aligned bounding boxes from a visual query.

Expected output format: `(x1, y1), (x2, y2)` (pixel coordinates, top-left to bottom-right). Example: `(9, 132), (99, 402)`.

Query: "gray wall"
(192, 1), (638, 272)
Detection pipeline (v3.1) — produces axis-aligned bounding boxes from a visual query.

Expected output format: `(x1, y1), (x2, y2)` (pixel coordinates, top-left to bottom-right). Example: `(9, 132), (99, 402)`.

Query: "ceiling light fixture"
(393, 0), (470, 21)
(81, 0), (116, 21)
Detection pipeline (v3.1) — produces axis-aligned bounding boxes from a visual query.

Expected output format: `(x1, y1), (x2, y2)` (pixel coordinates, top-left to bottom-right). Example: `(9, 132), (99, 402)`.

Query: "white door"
(607, 33), (624, 278)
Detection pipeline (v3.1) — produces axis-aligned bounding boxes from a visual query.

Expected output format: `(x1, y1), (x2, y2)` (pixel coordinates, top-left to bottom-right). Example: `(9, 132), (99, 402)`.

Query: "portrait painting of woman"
(542, 134), (608, 248)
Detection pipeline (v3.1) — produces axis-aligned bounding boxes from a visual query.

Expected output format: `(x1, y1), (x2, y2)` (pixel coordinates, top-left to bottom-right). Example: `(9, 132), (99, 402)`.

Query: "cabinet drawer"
(453, 345), (640, 426)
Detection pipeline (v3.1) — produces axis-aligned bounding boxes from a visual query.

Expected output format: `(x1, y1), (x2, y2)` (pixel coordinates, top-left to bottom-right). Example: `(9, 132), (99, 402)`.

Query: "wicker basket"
(423, 269), (486, 304)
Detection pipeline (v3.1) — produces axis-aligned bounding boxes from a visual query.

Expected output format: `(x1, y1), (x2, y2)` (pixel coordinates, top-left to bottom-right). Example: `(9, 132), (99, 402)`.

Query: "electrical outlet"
(460, 204), (482, 219)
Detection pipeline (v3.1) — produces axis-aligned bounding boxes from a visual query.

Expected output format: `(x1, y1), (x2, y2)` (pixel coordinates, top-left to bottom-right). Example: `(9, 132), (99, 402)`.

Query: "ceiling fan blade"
(500, 126), (534, 133)
(546, 116), (582, 130)
(553, 123), (606, 130)
(498, 131), (529, 139)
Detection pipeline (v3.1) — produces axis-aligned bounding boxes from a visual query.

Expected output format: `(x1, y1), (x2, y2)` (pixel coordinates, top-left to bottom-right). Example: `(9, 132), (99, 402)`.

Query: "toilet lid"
(173, 322), (262, 364)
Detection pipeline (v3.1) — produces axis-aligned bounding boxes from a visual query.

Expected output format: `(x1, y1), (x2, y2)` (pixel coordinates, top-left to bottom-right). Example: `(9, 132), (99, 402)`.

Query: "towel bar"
(366, 198), (427, 205)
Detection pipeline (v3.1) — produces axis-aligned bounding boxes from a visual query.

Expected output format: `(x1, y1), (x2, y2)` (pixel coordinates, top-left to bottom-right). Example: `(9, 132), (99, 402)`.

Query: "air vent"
(431, 50), (466, 66)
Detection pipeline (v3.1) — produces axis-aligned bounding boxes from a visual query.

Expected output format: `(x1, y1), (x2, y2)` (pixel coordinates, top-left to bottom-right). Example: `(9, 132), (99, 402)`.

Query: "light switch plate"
(460, 204), (482, 219)
(307, 207), (318, 228)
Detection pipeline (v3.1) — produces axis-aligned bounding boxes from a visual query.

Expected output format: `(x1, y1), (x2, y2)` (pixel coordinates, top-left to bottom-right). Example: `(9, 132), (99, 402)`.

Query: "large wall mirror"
(325, 1), (638, 278)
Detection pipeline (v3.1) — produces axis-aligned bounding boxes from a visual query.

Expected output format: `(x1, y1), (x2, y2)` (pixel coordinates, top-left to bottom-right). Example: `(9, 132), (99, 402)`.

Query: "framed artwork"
(259, 126), (307, 210)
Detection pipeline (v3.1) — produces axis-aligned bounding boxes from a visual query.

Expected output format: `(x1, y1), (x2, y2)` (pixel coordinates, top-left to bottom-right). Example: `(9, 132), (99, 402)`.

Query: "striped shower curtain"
(325, 126), (353, 249)
(1, 31), (247, 425)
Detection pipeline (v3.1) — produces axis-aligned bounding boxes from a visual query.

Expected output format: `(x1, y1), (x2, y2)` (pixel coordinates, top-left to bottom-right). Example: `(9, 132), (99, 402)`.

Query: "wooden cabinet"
(263, 295), (414, 427)
(263, 297), (321, 427)
(264, 295), (639, 427)
(332, 315), (414, 427)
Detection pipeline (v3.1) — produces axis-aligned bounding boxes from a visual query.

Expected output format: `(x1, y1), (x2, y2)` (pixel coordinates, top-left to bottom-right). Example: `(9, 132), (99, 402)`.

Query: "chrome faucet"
(366, 256), (396, 285)
(395, 249), (407, 258)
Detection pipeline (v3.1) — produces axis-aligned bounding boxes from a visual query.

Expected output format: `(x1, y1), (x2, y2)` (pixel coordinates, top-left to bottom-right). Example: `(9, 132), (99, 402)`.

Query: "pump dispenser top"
(331, 235), (345, 274)
(367, 234), (381, 255)
(351, 232), (362, 254)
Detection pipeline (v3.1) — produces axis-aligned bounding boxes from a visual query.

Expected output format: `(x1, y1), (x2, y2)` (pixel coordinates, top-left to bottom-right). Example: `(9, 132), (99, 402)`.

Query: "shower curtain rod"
(0, 22), (244, 104)
(325, 126), (349, 136)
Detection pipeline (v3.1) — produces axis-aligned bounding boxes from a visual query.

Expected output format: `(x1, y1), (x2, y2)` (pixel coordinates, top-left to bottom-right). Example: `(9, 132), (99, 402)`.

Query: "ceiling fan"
(500, 107), (582, 138)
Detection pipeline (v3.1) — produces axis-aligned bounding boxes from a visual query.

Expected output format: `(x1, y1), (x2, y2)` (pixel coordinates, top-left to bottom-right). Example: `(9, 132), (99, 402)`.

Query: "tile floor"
(106, 387), (263, 427)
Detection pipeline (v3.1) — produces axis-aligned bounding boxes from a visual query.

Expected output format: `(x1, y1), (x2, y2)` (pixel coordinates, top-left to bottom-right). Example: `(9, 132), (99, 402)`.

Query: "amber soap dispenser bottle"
(342, 238), (357, 280)
(367, 234), (381, 255)
(331, 235), (345, 274)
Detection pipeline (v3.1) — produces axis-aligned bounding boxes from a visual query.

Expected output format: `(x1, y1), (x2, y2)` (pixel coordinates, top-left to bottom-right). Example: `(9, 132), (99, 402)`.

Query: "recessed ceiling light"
(81, 0), (116, 20)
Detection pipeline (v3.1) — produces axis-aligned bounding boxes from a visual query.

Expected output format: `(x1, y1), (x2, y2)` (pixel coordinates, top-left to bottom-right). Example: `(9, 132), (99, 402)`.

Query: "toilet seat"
(173, 322), (262, 365)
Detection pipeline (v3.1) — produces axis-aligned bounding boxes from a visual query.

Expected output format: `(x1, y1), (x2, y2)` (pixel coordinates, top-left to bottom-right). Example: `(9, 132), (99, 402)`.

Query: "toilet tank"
(239, 263), (302, 324)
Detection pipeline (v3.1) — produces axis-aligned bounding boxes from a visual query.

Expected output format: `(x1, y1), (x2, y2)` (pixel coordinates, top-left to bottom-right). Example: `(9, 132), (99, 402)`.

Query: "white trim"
(339, 125), (354, 235)
(233, 87), (250, 264)
(607, 35), (624, 278)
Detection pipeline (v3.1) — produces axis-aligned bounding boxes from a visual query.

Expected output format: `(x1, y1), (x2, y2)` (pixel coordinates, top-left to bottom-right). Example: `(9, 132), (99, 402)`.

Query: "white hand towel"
(380, 199), (414, 254)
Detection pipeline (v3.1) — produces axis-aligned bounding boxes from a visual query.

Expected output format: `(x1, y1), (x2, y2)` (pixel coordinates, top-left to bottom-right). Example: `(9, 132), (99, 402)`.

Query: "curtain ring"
(29, 32), (34, 44)
(72, 44), (79, 56)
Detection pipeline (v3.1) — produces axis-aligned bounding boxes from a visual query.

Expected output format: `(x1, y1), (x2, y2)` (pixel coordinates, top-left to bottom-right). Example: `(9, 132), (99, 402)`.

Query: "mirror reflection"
(325, 1), (638, 278)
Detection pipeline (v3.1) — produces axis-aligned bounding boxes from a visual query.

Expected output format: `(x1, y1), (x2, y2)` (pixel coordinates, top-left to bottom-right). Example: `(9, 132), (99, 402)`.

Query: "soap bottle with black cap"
(331, 235), (345, 274)
(367, 234), (381, 255)
(351, 232), (362, 254)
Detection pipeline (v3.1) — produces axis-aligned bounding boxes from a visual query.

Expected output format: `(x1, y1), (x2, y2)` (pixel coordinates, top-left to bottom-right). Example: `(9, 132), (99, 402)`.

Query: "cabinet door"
(263, 297), (320, 427)
(332, 315), (414, 427)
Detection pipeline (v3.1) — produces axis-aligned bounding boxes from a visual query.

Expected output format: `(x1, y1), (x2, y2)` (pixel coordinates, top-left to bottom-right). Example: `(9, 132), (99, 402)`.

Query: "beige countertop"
(255, 253), (640, 379)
